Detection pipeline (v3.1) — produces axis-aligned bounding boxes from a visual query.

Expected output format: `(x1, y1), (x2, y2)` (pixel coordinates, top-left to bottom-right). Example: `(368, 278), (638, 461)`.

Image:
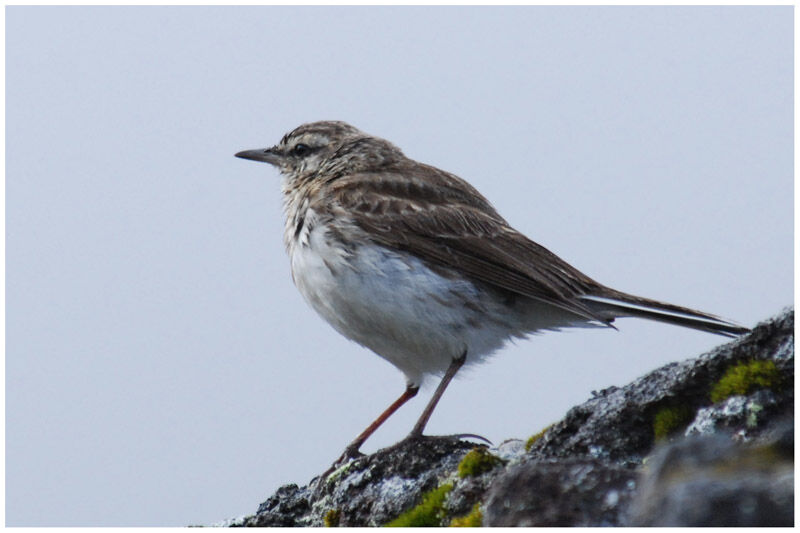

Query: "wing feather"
(330, 171), (609, 323)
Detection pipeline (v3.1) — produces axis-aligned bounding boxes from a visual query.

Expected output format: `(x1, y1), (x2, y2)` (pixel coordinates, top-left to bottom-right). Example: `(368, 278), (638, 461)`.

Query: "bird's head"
(235, 121), (403, 186)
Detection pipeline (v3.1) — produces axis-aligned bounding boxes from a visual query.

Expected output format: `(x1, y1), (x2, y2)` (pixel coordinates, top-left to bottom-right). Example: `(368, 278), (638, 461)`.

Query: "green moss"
(325, 462), (353, 485)
(457, 448), (503, 478)
(385, 483), (453, 527)
(449, 504), (483, 527)
(710, 360), (781, 404)
(324, 509), (341, 527)
(525, 425), (551, 451)
(653, 405), (693, 440)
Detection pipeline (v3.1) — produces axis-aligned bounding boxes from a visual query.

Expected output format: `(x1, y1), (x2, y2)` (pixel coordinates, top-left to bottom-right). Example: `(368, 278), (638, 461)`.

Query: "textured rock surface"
(239, 437), (476, 527)
(223, 308), (793, 527)
(627, 421), (793, 526)
(483, 457), (638, 526)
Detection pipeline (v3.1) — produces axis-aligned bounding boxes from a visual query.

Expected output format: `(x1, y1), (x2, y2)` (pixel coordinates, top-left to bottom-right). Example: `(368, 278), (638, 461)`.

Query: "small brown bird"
(235, 121), (748, 467)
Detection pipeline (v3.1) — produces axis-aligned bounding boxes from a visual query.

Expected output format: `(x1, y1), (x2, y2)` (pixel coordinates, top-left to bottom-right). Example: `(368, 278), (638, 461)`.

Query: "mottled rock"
(311, 436), (474, 527)
(236, 436), (475, 527)
(685, 389), (782, 440)
(526, 307), (793, 465)
(627, 421), (794, 526)
(240, 484), (310, 527)
(221, 308), (793, 527)
(483, 457), (638, 526)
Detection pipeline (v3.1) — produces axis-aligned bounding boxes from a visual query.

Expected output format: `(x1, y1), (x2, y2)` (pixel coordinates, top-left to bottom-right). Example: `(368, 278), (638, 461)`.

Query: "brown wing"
(329, 167), (609, 323)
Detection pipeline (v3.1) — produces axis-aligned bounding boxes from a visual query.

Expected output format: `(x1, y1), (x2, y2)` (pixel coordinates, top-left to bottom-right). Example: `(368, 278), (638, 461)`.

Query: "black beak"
(235, 147), (282, 166)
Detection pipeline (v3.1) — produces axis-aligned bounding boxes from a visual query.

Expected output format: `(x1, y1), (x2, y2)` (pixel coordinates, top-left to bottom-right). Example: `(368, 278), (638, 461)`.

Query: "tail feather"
(580, 292), (749, 338)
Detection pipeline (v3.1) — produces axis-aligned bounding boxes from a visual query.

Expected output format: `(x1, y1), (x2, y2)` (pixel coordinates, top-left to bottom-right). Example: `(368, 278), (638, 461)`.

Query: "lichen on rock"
(225, 308), (793, 528)
(653, 405), (694, 440)
(710, 359), (782, 403)
(449, 503), (483, 527)
(385, 483), (453, 527)
(457, 447), (504, 478)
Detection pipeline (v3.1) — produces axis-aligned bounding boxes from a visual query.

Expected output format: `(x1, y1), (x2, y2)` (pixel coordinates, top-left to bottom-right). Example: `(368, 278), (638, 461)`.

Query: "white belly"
(288, 221), (590, 386)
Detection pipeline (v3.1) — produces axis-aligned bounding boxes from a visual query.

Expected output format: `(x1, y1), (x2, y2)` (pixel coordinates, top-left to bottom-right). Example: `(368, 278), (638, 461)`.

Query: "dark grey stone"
(483, 457), (638, 526)
(627, 421), (794, 526)
(218, 307), (793, 527)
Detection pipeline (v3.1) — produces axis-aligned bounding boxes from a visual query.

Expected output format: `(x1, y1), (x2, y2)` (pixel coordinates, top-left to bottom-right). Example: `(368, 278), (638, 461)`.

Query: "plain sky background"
(6, 6), (792, 526)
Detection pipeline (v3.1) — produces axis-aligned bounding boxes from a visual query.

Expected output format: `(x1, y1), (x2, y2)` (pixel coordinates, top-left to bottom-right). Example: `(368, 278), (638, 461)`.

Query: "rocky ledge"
(223, 308), (793, 527)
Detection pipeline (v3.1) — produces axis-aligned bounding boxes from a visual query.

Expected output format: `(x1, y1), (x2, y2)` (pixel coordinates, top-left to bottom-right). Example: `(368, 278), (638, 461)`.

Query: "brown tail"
(579, 291), (750, 338)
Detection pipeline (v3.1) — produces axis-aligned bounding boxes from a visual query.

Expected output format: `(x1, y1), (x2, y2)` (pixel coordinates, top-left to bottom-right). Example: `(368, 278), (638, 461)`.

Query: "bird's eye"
(292, 144), (311, 157)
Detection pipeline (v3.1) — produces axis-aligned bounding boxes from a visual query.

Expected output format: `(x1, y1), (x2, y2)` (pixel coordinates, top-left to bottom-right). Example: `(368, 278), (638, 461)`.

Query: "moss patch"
(457, 448), (503, 478)
(710, 360), (782, 404)
(449, 503), (483, 527)
(653, 405), (693, 440)
(324, 509), (341, 527)
(525, 425), (551, 451)
(385, 483), (453, 527)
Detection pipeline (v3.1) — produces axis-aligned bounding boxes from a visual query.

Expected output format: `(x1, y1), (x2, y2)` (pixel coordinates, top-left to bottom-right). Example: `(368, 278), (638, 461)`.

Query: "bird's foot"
(382, 432), (492, 453)
(335, 443), (366, 466)
(447, 432), (493, 446)
(315, 444), (366, 491)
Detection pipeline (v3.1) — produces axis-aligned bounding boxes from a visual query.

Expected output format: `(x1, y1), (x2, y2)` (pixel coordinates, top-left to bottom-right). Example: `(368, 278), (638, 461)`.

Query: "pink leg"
(408, 351), (467, 438)
(339, 383), (419, 461)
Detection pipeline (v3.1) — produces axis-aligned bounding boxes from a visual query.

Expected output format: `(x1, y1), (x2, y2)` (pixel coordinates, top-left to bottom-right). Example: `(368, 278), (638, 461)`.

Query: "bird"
(235, 120), (748, 468)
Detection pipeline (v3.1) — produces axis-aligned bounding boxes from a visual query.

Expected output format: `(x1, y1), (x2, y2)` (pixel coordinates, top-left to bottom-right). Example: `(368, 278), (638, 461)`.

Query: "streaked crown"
(260, 121), (405, 183)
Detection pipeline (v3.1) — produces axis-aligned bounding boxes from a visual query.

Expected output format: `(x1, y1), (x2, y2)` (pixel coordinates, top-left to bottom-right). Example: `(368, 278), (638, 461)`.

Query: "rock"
(483, 457), (638, 526)
(627, 420), (793, 526)
(221, 307), (793, 527)
(685, 389), (782, 440)
(237, 436), (476, 527)
(312, 436), (475, 527)
(243, 484), (309, 527)
(525, 307), (793, 464)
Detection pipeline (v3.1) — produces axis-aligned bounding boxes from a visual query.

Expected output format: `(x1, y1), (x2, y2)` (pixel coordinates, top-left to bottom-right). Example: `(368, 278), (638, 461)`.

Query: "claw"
(449, 432), (493, 446)
(340, 445), (366, 462)
(316, 446), (364, 488)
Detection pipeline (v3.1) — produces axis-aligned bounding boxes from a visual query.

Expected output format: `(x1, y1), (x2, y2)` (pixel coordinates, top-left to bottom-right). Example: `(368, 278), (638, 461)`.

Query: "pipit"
(235, 121), (747, 468)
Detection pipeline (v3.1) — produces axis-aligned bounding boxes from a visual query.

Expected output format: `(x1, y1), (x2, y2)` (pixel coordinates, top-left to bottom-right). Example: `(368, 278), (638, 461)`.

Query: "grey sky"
(6, 6), (792, 526)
